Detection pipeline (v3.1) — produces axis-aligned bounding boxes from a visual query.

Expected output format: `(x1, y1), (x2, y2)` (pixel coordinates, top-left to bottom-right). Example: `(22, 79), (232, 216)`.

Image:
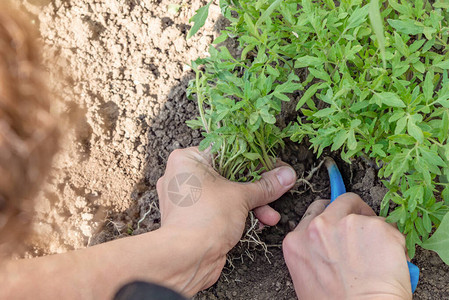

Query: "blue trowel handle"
(324, 157), (419, 293)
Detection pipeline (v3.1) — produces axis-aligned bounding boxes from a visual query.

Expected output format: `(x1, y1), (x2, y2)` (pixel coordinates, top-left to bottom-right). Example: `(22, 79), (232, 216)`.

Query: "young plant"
(187, 0), (449, 262)
(186, 1), (302, 181)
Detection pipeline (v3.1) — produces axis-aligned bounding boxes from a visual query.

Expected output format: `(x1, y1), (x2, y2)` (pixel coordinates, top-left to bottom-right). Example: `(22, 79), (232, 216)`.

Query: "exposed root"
(223, 211), (273, 278)
(105, 219), (126, 235)
(240, 212), (272, 262)
(291, 160), (325, 195)
(136, 199), (160, 230)
(305, 160), (325, 181)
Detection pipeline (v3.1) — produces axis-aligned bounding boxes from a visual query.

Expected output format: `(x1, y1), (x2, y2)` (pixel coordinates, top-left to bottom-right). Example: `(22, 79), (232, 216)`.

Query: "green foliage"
(187, 0), (449, 260)
(423, 212), (449, 264)
(187, 1), (213, 39)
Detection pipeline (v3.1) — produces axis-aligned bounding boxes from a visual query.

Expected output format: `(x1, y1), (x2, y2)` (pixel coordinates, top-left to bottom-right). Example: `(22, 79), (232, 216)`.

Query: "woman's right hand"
(283, 193), (412, 300)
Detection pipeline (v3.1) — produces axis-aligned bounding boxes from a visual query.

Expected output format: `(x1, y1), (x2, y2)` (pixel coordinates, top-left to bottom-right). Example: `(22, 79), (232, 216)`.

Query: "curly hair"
(0, 3), (59, 251)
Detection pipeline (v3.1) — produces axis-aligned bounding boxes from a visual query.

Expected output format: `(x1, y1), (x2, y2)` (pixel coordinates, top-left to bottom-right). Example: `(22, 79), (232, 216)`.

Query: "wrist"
(150, 225), (226, 296)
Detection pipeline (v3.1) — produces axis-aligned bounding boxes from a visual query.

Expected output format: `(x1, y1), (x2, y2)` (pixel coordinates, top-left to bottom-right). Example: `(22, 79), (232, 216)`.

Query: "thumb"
(244, 166), (297, 209)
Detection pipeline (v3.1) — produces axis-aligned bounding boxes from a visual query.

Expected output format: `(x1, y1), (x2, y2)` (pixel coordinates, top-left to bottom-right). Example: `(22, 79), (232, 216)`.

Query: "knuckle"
(341, 213), (358, 227)
(343, 192), (363, 202)
(307, 216), (327, 241)
(282, 232), (300, 259)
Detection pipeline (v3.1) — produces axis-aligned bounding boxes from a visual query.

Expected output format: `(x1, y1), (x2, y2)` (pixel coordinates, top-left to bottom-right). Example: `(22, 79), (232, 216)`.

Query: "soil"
(17, 0), (449, 299)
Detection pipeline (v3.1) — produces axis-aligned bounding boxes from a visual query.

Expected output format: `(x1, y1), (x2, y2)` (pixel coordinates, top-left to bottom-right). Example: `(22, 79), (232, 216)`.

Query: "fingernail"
(276, 167), (296, 187)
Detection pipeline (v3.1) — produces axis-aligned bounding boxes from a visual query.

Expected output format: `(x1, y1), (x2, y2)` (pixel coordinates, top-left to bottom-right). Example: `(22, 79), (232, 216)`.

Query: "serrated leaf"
(388, 19), (424, 35)
(422, 211), (449, 264)
(296, 83), (323, 110)
(386, 205), (406, 224)
(347, 128), (357, 150)
(375, 92), (406, 108)
(244, 13), (258, 37)
(346, 5), (370, 30)
(309, 68), (331, 82)
(394, 33), (409, 57)
(395, 117), (407, 134)
(436, 60), (449, 70)
(255, 0), (282, 27)
(313, 107), (335, 117)
(407, 119), (424, 143)
(275, 81), (303, 94)
(266, 65), (280, 77)
(331, 130), (348, 151)
(295, 56), (324, 68)
(260, 109), (276, 124)
(187, 1), (213, 39)
(213, 32), (228, 44)
(249, 112), (259, 125)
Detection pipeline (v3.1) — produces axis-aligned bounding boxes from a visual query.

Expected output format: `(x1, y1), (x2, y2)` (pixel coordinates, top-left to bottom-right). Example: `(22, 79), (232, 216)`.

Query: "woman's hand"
(0, 147), (296, 300)
(156, 147), (297, 294)
(283, 193), (412, 300)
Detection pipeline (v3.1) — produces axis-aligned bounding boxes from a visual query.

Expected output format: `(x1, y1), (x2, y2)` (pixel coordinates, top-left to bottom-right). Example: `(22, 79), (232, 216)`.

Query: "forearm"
(0, 227), (224, 300)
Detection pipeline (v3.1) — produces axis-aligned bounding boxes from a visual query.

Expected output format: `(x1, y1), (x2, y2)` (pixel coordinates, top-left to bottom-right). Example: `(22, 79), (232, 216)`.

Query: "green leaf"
(443, 187), (449, 205)
(255, 0), (282, 27)
(346, 5), (370, 30)
(347, 128), (357, 150)
(244, 13), (258, 37)
(369, 0), (386, 69)
(313, 107), (335, 117)
(387, 19), (424, 35)
(266, 65), (280, 77)
(423, 71), (434, 101)
(374, 92), (406, 107)
(187, 1), (213, 39)
(243, 152), (262, 161)
(422, 212), (449, 265)
(249, 112), (259, 125)
(407, 119), (424, 143)
(331, 130), (348, 151)
(434, 1), (449, 8)
(435, 60), (449, 70)
(296, 83), (324, 110)
(213, 32), (228, 44)
(386, 205), (406, 224)
(295, 56), (324, 68)
(309, 68), (331, 82)
(394, 33), (409, 57)
(275, 81), (303, 94)
(259, 109), (276, 124)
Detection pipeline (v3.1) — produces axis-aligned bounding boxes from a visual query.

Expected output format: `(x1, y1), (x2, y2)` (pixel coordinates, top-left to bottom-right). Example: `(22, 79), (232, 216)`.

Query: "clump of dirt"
(16, 0), (449, 299)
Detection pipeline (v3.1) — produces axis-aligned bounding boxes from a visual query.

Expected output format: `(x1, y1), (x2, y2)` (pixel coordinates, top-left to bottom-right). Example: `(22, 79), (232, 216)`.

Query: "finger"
(242, 166), (297, 209)
(294, 199), (329, 232)
(253, 205), (281, 226)
(320, 192), (376, 224)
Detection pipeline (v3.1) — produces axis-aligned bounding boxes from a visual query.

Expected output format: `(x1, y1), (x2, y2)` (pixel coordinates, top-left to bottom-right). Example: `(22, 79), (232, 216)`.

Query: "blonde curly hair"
(0, 3), (59, 251)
